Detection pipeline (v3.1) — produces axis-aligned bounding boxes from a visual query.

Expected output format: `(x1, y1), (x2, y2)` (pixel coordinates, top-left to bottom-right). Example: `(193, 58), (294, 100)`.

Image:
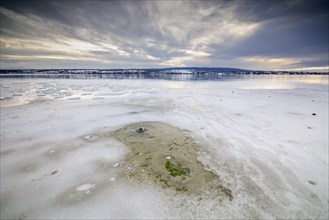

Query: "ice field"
(0, 75), (328, 219)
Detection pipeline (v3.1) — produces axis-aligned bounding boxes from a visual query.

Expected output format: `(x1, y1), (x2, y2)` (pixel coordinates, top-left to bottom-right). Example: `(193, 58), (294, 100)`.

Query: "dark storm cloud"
(216, 13), (328, 58)
(225, 0), (329, 56)
(232, 0), (328, 22)
(0, 0), (328, 71)
(0, 0), (69, 24)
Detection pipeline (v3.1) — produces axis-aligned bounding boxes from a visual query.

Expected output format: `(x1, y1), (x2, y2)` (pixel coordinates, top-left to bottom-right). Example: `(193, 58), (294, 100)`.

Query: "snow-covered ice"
(0, 75), (328, 219)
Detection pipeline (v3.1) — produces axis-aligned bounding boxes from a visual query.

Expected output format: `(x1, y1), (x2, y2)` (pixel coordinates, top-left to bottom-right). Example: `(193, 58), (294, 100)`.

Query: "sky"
(0, 0), (328, 71)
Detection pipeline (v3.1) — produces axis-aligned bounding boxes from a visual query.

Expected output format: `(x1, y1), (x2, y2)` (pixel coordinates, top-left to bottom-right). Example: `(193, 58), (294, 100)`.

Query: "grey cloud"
(0, 0), (69, 24)
(0, 0), (328, 70)
(289, 59), (329, 68)
(212, 13), (328, 58)
(231, 0), (329, 23)
(0, 7), (72, 42)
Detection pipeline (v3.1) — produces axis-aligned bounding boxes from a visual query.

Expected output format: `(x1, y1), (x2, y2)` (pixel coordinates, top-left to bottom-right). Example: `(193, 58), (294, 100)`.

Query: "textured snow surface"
(0, 75), (328, 219)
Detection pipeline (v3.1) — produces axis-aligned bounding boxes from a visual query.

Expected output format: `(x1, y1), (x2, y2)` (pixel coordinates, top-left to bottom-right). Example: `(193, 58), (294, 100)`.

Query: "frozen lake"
(0, 75), (328, 219)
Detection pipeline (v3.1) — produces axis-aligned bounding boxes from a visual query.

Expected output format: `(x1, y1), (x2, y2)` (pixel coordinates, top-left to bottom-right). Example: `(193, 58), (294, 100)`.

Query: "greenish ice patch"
(165, 161), (186, 177)
(112, 121), (233, 200)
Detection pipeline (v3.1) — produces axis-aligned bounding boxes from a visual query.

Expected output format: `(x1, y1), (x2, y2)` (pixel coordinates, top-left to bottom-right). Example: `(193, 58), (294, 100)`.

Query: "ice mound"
(112, 121), (233, 198)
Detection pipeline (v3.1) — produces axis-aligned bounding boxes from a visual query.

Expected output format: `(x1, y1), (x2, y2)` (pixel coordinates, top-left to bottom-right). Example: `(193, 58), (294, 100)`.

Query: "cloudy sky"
(0, 0), (328, 71)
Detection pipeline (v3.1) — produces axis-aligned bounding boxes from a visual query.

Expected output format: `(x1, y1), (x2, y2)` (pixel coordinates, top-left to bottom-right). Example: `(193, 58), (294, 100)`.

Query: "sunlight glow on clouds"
(0, 0), (328, 71)
(239, 56), (300, 69)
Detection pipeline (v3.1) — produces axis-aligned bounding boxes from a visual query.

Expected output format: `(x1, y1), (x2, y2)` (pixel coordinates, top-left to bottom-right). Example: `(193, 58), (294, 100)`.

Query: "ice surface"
(0, 76), (328, 219)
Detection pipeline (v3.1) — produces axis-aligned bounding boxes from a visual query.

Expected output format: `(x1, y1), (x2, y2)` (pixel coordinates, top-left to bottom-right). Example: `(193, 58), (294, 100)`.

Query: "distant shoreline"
(0, 68), (328, 76)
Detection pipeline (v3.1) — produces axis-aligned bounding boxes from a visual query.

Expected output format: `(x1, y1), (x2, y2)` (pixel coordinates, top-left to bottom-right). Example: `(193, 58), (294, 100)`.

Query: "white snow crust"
(0, 75), (328, 219)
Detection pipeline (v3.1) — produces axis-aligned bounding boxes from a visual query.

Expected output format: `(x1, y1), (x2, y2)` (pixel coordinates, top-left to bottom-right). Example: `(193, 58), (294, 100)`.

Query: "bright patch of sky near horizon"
(0, 0), (328, 71)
